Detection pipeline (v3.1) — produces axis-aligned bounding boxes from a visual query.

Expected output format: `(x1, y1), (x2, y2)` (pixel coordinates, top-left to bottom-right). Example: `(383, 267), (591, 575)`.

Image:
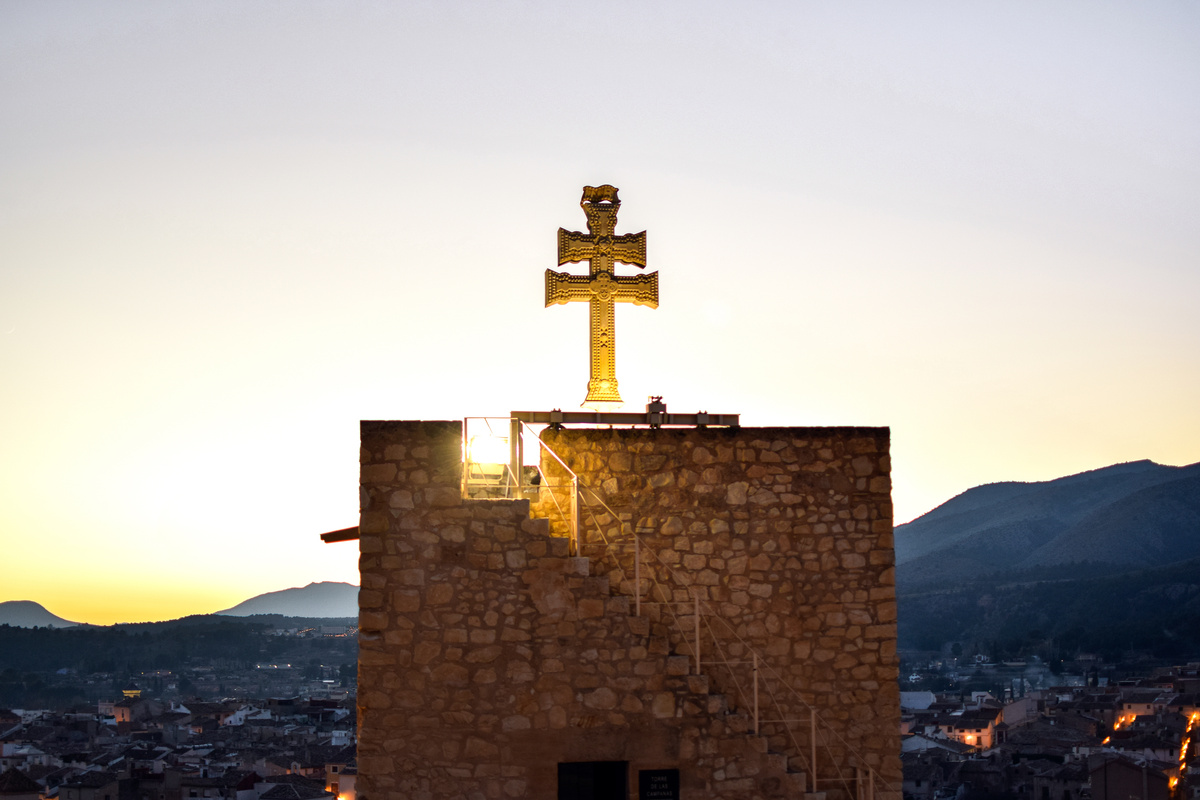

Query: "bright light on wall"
(467, 434), (510, 465)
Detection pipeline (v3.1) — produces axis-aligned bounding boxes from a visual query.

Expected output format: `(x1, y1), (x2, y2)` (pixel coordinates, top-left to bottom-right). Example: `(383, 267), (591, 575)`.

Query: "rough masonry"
(356, 420), (900, 800)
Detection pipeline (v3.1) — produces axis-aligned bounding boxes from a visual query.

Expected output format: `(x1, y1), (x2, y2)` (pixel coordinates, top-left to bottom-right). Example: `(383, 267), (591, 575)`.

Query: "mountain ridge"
(215, 581), (358, 618)
(895, 459), (1200, 656)
(1, 583), (360, 627)
(0, 600), (80, 628)
(895, 460), (1200, 586)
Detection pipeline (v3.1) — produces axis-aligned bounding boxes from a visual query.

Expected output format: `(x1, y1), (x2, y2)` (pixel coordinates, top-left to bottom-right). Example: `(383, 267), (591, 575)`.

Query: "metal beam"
(511, 410), (739, 428)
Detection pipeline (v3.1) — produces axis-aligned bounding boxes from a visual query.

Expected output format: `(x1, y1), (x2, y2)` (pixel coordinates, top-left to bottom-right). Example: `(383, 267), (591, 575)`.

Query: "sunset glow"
(1, 3), (1197, 624)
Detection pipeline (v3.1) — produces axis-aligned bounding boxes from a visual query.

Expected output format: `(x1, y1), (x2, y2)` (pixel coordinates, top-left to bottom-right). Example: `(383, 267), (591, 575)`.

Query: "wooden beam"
(320, 526), (359, 543)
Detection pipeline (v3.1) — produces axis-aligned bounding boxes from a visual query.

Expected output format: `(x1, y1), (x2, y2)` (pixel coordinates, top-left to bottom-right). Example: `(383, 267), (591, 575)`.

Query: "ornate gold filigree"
(544, 185), (659, 407)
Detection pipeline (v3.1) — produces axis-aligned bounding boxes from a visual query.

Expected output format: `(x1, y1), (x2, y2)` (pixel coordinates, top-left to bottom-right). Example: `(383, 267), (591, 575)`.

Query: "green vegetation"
(0, 614), (357, 708)
(898, 557), (1200, 661)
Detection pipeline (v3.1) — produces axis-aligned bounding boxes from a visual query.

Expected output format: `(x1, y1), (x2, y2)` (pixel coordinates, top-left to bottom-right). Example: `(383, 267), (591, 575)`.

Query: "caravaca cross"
(545, 185), (659, 408)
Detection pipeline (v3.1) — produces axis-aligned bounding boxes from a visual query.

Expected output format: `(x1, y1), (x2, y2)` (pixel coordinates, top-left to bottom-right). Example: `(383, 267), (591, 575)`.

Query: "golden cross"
(545, 185), (658, 408)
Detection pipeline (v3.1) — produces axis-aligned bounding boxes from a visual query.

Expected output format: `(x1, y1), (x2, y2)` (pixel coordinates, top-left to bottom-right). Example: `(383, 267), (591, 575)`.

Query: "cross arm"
(558, 229), (648, 267)
(611, 271), (659, 308)
(545, 269), (593, 306)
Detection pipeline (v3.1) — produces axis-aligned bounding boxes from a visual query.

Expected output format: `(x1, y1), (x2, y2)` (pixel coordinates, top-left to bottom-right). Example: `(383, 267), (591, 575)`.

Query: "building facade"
(356, 420), (901, 800)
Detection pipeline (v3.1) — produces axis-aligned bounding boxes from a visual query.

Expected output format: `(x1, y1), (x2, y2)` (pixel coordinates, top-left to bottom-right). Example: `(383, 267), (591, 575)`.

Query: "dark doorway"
(558, 761), (628, 800)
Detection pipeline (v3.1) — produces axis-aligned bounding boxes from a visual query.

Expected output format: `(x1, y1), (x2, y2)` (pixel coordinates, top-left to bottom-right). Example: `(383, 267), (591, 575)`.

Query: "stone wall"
(357, 420), (900, 800)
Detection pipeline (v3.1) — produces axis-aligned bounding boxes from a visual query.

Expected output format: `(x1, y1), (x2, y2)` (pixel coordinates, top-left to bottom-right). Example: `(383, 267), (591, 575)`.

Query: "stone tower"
(354, 419), (900, 800)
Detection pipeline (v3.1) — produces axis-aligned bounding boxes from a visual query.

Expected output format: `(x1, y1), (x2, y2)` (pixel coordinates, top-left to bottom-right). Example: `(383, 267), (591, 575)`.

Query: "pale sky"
(2, 2), (1197, 625)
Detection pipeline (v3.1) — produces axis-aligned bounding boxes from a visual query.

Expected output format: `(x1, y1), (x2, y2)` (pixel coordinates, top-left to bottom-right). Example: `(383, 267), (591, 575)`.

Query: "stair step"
(785, 770), (809, 792)
(529, 555), (590, 575)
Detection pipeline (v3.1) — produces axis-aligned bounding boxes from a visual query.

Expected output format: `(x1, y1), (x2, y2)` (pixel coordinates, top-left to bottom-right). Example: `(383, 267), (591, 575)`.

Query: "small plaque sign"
(639, 769), (679, 800)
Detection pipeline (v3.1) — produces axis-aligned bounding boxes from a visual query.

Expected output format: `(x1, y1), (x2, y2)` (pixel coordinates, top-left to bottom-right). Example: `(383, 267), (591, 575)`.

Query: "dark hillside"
(898, 557), (1200, 660)
(896, 460), (1200, 660)
(1028, 475), (1200, 567)
(0, 615), (357, 674)
(896, 460), (1200, 587)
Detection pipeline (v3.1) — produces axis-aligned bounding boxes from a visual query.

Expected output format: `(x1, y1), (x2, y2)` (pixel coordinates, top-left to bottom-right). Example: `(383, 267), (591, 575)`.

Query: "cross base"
(583, 377), (623, 409)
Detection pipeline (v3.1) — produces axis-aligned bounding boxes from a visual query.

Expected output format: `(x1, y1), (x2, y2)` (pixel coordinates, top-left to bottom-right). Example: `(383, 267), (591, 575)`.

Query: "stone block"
(841, 553), (866, 569)
(651, 692), (676, 718)
(635, 454), (667, 471)
(583, 687), (618, 710)
(666, 655), (690, 676)
(389, 490), (415, 509)
(501, 715), (531, 731)
(413, 641), (441, 665)
(426, 486), (461, 507)
(360, 511), (390, 534)
(578, 598), (604, 618)
(469, 629), (497, 644)
(648, 472), (675, 488)
(465, 645), (503, 664)
(661, 516), (685, 536)
(388, 590), (421, 616)
(426, 583), (453, 605)
(398, 568), (425, 586)
(430, 663), (469, 685)
(464, 736), (498, 759)
(362, 463), (398, 483)
(749, 488), (778, 505)
(359, 610), (389, 631)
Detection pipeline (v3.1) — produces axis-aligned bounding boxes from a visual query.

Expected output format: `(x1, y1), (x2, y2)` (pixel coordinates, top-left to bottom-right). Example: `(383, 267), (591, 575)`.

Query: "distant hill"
(895, 460), (1200, 658)
(216, 582), (358, 618)
(0, 600), (79, 628)
(0, 614), (359, 706)
(896, 460), (1200, 588)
